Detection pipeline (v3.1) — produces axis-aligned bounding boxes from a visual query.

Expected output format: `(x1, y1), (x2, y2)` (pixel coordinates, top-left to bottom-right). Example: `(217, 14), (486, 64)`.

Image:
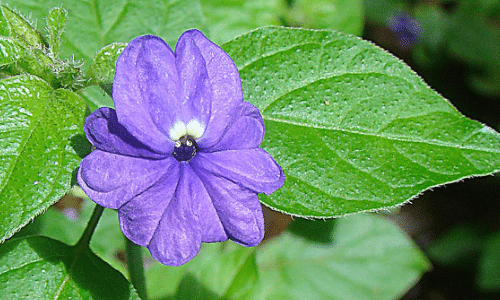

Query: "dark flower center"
(172, 135), (198, 161)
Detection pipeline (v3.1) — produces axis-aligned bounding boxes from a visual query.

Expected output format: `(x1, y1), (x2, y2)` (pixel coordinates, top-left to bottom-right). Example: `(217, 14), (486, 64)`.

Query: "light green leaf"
(283, 0), (364, 36)
(222, 27), (500, 217)
(0, 236), (139, 299)
(79, 85), (114, 112)
(254, 214), (431, 300)
(0, 5), (46, 50)
(147, 214), (430, 300)
(0, 75), (86, 242)
(146, 238), (259, 300)
(5, 0), (206, 64)
(46, 7), (68, 58)
(200, 0), (282, 44)
(88, 42), (126, 97)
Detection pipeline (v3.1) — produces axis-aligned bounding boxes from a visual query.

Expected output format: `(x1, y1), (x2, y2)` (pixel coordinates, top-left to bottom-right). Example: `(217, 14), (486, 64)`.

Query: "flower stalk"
(126, 237), (148, 300)
(76, 203), (104, 247)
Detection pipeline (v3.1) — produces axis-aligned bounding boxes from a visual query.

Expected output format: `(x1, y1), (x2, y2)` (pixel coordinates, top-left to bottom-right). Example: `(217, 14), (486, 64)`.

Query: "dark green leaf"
(0, 236), (139, 299)
(222, 27), (500, 217)
(0, 75), (85, 242)
(286, 218), (335, 244)
(426, 223), (485, 268)
(477, 231), (500, 291)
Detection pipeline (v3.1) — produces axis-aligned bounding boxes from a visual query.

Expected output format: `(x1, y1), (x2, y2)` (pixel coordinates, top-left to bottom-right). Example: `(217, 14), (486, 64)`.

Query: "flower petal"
(78, 151), (174, 209)
(208, 101), (264, 151)
(192, 169), (227, 244)
(192, 149), (285, 195)
(147, 163), (203, 266)
(113, 35), (179, 151)
(174, 32), (212, 130)
(195, 167), (265, 247)
(183, 30), (243, 149)
(118, 160), (180, 247)
(84, 107), (166, 158)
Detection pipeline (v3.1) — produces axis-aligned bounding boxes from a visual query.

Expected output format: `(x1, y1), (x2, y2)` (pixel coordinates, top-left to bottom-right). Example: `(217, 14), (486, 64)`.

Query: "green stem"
(76, 204), (104, 247)
(126, 237), (148, 300)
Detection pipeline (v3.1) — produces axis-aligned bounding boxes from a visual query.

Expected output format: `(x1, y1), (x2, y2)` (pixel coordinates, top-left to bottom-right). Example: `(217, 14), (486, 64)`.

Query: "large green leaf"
(222, 27), (500, 217)
(146, 214), (430, 300)
(0, 236), (139, 299)
(4, 0), (206, 64)
(0, 75), (86, 242)
(254, 214), (430, 300)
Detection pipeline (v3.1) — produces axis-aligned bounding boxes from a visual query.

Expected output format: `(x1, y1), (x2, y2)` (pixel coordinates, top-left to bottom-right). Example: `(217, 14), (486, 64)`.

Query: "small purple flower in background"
(77, 30), (285, 266)
(388, 11), (422, 49)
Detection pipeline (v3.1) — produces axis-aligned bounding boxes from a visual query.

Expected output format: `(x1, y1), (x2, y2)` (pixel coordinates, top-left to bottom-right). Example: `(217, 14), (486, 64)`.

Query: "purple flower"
(77, 30), (285, 266)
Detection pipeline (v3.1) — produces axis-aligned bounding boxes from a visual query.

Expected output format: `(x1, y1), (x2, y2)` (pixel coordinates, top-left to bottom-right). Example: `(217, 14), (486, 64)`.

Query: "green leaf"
(0, 236), (139, 299)
(147, 214), (430, 300)
(79, 85), (115, 112)
(222, 27), (500, 217)
(286, 217), (336, 245)
(46, 7), (68, 58)
(5, 0), (207, 64)
(426, 223), (485, 268)
(12, 47), (58, 86)
(0, 75), (86, 242)
(254, 214), (431, 300)
(200, 0), (282, 44)
(187, 242), (258, 299)
(88, 42), (126, 97)
(35, 199), (127, 276)
(0, 36), (25, 66)
(283, 0), (364, 36)
(0, 5), (46, 50)
(477, 231), (500, 291)
(146, 239), (258, 300)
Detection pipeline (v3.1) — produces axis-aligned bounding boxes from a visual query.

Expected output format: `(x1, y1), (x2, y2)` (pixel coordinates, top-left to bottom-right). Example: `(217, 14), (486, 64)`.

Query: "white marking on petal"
(186, 119), (205, 139)
(169, 122), (187, 141)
